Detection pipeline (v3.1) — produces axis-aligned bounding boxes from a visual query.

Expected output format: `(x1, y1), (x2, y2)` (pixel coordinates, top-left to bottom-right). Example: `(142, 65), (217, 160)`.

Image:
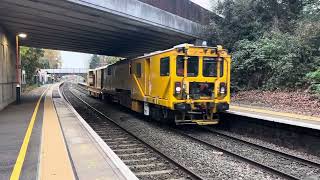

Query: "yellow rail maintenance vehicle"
(87, 66), (106, 98)
(88, 44), (231, 125)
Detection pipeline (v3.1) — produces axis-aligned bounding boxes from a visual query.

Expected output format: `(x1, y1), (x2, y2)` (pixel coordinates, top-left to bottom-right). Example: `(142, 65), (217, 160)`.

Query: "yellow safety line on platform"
(231, 105), (320, 122)
(39, 86), (75, 180)
(10, 87), (49, 180)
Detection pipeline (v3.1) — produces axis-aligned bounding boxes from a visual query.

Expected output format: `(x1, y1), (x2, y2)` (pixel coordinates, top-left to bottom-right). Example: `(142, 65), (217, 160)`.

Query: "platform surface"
(0, 84), (137, 180)
(39, 86), (75, 180)
(229, 104), (320, 130)
(0, 86), (47, 180)
(54, 86), (136, 180)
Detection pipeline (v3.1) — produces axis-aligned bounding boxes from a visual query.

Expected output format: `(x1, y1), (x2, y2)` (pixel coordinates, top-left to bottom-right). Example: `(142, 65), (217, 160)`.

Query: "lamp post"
(15, 33), (27, 104)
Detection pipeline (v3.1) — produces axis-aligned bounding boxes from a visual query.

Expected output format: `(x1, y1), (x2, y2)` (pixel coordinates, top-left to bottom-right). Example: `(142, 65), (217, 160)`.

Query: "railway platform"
(229, 104), (320, 130)
(0, 83), (137, 180)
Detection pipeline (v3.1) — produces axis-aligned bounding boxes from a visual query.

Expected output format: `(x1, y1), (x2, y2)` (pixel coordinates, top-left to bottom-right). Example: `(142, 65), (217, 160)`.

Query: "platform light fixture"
(18, 33), (27, 38)
(15, 33), (28, 104)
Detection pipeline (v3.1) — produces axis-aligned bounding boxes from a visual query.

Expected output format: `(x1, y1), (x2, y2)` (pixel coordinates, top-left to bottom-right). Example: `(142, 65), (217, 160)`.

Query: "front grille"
(189, 82), (214, 99)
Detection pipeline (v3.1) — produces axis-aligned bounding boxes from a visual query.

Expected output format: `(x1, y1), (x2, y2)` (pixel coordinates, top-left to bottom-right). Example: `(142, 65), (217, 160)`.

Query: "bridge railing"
(41, 68), (89, 74)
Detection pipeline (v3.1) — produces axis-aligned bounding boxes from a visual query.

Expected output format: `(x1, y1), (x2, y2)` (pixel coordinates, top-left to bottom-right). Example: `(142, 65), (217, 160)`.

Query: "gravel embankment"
(232, 90), (320, 117)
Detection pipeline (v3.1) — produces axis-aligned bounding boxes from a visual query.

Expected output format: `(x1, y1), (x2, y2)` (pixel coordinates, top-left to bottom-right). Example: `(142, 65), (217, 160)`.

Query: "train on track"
(86, 44), (231, 125)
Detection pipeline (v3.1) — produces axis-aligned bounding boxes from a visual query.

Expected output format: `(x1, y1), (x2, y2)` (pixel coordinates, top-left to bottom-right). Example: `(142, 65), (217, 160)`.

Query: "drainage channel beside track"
(61, 83), (203, 180)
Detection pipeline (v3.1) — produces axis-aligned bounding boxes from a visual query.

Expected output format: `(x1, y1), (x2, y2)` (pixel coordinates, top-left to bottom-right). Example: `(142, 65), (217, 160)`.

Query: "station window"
(203, 57), (224, 77)
(136, 63), (142, 78)
(176, 56), (199, 77)
(160, 57), (170, 76)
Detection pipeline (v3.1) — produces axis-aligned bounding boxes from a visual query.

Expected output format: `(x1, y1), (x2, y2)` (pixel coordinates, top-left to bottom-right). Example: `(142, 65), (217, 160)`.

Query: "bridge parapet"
(138, 0), (212, 24)
(42, 68), (88, 74)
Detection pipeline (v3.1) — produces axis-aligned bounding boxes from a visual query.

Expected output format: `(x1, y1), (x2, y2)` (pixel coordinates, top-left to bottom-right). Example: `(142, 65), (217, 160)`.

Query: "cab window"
(176, 56), (199, 77)
(160, 57), (170, 76)
(136, 63), (142, 78)
(203, 57), (224, 77)
(176, 56), (184, 77)
(187, 56), (199, 77)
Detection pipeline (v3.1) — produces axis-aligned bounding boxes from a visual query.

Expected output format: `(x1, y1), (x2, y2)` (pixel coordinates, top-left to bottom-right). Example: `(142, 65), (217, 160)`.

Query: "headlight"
(220, 83), (226, 95)
(220, 86), (225, 94)
(175, 82), (182, 95)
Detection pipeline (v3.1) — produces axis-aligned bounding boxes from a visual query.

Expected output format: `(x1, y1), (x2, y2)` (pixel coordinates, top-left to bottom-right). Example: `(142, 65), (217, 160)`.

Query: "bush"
(307, 70), (320, 83)
(210, 0), (320, 91)
(232, 31), (319, 90)
(307, 70), (320, 94)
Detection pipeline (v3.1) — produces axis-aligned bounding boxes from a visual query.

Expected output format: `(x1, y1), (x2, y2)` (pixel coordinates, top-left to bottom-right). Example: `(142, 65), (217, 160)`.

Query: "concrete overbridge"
(0, 0), (211, 57)
(0, 0), (212, 110)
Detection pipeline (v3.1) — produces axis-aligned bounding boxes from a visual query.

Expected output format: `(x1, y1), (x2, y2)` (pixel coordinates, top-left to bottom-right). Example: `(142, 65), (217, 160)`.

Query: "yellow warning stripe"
(230, 105), (320, 122)
(39, 86), (75, 180)
(10, 87), (49, 180)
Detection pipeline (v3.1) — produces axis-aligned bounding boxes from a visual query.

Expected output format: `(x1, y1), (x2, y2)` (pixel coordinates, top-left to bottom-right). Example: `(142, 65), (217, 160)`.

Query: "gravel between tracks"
(180, 127), (320, 179)
(209, 127), (320, 165)
(68, 84), (282, 180)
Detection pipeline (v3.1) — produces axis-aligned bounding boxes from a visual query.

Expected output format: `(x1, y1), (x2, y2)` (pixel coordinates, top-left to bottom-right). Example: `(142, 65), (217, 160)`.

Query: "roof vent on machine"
(174, 43), (194, 48)
(144, 51), (163, 56)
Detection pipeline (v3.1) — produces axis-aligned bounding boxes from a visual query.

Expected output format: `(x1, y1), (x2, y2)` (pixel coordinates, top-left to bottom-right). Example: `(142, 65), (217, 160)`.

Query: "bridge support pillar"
(0, 26), (17, 111)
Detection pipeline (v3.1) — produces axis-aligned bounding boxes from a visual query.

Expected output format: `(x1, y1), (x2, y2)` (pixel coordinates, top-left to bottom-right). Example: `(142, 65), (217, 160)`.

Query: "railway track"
(61, 83), (203, 180)
(204, 127), (320, 168)
(70, 83), (320, 179)
(176, 127), (320, 180)
(75, 83), (88, 93)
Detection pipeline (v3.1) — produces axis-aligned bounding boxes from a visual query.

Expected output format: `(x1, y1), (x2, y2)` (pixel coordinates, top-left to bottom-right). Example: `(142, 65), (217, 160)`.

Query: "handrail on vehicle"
(132, 74), (145, 97)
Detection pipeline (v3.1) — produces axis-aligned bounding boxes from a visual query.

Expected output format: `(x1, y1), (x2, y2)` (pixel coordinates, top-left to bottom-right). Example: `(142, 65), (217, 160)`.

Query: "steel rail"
(203, 127), (320, 169)
(174, 129), (301, 180)
(61, 84), (204, 180)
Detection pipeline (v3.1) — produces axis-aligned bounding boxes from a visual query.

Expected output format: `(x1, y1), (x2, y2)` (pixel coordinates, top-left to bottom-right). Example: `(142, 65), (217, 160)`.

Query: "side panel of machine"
(104, 61), (131, 91)
(96, 69), (103, 90)
(130, 51), (175, 107)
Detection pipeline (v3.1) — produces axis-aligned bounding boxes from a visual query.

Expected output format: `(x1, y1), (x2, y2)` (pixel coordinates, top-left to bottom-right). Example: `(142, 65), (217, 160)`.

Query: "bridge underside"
(0, 0), (203, 57)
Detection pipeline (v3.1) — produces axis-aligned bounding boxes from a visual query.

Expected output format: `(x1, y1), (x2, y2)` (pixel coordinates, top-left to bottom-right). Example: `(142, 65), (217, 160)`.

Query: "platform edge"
(227, 110), (320, 131)
(57, 82), (139, 180)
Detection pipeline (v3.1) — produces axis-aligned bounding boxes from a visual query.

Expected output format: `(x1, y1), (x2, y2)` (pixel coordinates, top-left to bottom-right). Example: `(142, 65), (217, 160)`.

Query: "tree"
(210, 0), (320, 90)
(303, 0), (320, 19)
(99, 56), (121, 65)
(210, 0), (304, 50)
(39, 49), (62, 69)
(232, 32), (319, 90)
(89, 55), (121, 69)
(20, 47), (44, 84)
(89, 55), (99, 69)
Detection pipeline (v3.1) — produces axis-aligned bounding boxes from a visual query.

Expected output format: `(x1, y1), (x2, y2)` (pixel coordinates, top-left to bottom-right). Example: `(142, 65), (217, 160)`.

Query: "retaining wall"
(0, 26), (16, 111)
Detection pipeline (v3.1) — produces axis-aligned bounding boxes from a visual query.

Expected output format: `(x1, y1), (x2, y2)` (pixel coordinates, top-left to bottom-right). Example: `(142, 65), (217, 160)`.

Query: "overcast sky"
(60, 0), (213, 69)
(61, 51), (91, 68)
(191, 0), (213, 11)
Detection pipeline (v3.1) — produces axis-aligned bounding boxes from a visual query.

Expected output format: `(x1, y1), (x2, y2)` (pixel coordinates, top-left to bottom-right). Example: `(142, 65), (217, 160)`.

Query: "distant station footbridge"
(40, 68), (88, 78)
